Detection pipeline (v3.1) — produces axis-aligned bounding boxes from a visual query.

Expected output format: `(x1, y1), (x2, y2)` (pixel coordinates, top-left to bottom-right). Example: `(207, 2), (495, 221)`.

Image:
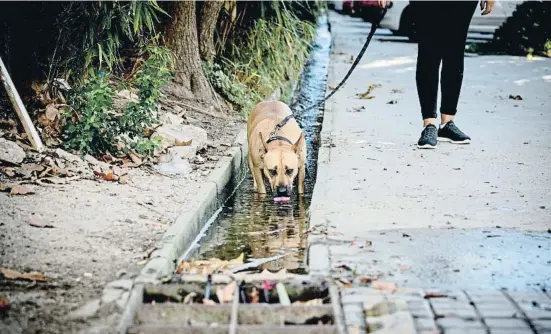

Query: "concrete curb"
(135, 126), (248, 285)
(306, 31), (337, 277)
(103, 125), (248, 333)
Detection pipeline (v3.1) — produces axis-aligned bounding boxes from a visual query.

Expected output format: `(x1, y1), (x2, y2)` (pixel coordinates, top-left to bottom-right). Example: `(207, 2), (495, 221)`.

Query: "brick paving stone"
(343, 303), (366, 326)
(432, 306), (478, 319)
(507, 292), (551, 303)
(424, 290), (469, 302)
(430, 298), (473, 309)
(414, 317), (440, 332)
(444, 329), (487, 334)
(476, 303), (522, 318)
(484, 318), (531, 330)
(408, 300), (434, 318)
(534, 320), (551, 331)
(467, 292), (513, 305)
(341, 293), (373, 304)
(437, 318), (485, 330)
(516, 303), (551, 319)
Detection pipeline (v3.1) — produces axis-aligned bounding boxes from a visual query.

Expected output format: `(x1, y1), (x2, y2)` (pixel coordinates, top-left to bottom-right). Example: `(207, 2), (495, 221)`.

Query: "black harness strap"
(266, 134), (294, 145)
(266, 114), (296, 145)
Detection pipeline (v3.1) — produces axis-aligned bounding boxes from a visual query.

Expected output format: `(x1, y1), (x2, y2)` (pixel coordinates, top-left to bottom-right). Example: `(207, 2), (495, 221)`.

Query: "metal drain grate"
(126, 275), (344, 334)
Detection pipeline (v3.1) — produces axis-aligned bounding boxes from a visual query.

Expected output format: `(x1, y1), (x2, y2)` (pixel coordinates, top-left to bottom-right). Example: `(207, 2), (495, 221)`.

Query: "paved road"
(308, 12), (551, 290)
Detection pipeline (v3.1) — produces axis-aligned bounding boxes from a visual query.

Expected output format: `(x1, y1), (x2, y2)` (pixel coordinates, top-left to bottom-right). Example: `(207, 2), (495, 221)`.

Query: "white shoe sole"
(417, 143), (437, 149)
(438, 137), (471, 144)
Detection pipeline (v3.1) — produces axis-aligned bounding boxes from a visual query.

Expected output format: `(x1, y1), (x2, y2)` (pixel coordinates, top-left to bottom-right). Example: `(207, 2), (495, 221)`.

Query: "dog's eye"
(286, 169), (294, 176)
(269, 168), (277, 176)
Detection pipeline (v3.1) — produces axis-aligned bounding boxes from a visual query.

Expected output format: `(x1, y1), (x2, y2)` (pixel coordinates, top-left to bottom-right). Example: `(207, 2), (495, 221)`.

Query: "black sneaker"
(438, 121), (471, 144)
(417, 124), (437, 149)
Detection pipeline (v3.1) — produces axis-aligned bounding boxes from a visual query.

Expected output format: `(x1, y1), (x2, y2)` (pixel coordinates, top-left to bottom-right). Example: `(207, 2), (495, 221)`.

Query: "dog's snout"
(276, 186), (288, 196)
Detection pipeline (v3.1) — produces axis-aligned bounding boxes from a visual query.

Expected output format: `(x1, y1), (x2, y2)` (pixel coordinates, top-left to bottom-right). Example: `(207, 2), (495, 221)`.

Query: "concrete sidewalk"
(308, 11), (551, 334)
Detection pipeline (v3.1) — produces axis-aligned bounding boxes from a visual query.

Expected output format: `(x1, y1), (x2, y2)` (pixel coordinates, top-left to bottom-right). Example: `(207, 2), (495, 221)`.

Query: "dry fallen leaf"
(0, 268), (49, 282)
(371, 281), (398, 293)
(9, 185), (34, 196)
(183, 292), (197, 304)
(118, 175), (128, 184)
(356, 84), (381, 100)
(103, 172), (119, 182)
(175, 253), (244, 275)
(45, 104), (59, 121)
(28, 216), (54, 228)
(2, 168), (16, 177)
(358, 276), (378, 284)
(293, 298), (324, 306)
(0, 184), (9, 192)
(216, 281), (236, 304)
(424, 292), (448, 299)
(129, 153), (142, 165)
(335, 277), (352, 288)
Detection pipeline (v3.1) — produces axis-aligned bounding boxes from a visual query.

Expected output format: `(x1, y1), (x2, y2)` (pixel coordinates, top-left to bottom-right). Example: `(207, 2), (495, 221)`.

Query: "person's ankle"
(441, 114), (455, 125)
(423, 118), (437, 127)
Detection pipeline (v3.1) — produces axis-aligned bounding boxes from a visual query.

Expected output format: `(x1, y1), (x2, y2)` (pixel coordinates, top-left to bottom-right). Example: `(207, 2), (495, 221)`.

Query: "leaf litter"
(357, 84), (381, 99)
(0, 267), (49, 282)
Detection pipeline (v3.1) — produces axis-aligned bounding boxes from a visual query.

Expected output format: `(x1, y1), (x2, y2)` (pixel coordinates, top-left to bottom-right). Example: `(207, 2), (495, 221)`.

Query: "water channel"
(183, 15), (332, 274)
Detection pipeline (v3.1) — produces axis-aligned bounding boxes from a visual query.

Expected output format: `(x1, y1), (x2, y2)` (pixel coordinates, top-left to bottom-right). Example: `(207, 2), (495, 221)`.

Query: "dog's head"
(260, 132), (305, 198)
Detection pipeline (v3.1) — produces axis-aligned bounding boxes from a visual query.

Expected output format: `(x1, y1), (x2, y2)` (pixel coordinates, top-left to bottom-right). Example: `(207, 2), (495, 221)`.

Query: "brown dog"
(247, 101), (306, 198)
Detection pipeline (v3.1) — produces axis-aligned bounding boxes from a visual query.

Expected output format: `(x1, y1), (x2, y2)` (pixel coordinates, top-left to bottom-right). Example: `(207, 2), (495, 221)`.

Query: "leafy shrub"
(63, 43), (172, 156)
(485, 1), (551, 56)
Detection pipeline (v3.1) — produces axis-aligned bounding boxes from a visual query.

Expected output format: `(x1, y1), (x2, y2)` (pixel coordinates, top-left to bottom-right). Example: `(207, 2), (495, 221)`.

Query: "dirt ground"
(0, 105), (244, 333)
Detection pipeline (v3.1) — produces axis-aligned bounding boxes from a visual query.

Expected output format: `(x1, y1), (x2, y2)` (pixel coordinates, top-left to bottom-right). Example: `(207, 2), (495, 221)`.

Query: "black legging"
(412, 1), (478, 120)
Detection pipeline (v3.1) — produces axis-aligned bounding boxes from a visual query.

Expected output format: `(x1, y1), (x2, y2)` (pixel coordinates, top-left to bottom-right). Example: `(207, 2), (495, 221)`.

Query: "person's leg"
(438, 1), (478, 143)
(440, 1), (477, 121)
(413, 1), (445, 148)
(413, 1), (443, 127)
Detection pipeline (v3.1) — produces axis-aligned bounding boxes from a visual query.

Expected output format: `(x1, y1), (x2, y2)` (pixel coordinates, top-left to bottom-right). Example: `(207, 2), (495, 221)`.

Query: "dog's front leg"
(253, 167), (267, 194)
(297, 166), (306, 194)
(248, 156), (258, 191)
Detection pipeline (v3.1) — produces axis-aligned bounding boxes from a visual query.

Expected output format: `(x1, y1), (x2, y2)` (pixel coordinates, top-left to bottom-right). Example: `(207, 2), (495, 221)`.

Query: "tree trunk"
(164, 1), (212, 100)
(198, 0), (223, 61)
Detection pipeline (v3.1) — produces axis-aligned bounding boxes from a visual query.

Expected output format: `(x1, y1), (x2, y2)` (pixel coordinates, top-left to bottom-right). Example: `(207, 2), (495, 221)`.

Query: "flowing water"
(183, 16), (332, 273)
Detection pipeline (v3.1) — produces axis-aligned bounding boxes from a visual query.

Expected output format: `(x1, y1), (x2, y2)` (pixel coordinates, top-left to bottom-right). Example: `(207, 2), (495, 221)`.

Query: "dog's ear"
(293, 132), (305, 154)
(259, 132), (269, 153)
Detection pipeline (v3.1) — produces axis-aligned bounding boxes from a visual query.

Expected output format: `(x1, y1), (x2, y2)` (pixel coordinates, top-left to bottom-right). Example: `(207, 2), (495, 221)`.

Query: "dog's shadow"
(243, 193), (308, 272)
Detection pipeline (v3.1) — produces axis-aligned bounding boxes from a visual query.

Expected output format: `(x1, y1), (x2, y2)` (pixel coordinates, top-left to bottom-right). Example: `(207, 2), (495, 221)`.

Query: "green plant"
(63, 42), (172, 156)
(484, 1), (551, 57)
(51, 0), (169, 81)
(63, 73), (117, 155)
(206, 0), (318, 115)
(203, 61), (258, 113)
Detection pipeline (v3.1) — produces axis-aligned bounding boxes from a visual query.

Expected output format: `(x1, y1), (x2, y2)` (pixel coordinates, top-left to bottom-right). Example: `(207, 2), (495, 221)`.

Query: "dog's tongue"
(273, 196), (291, 203)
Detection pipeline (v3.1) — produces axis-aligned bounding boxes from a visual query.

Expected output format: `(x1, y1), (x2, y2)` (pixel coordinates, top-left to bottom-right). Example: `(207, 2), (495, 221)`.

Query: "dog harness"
(266, 114), (295, 145)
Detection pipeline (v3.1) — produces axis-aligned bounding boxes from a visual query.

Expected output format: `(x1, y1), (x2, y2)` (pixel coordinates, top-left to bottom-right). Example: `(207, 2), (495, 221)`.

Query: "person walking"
(379, 0), (495, 149)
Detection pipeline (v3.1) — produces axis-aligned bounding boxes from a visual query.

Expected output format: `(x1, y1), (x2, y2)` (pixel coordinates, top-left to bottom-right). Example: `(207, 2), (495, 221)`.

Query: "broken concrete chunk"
(66, 299), (101, 320)
(155, 151), (193, 175)
(167, 146), (196, 160)
(151, 124), (207, 152)
(105, 279), (133, 291)
(0, 138), (25, 165)
(159, 112), (183, 125)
